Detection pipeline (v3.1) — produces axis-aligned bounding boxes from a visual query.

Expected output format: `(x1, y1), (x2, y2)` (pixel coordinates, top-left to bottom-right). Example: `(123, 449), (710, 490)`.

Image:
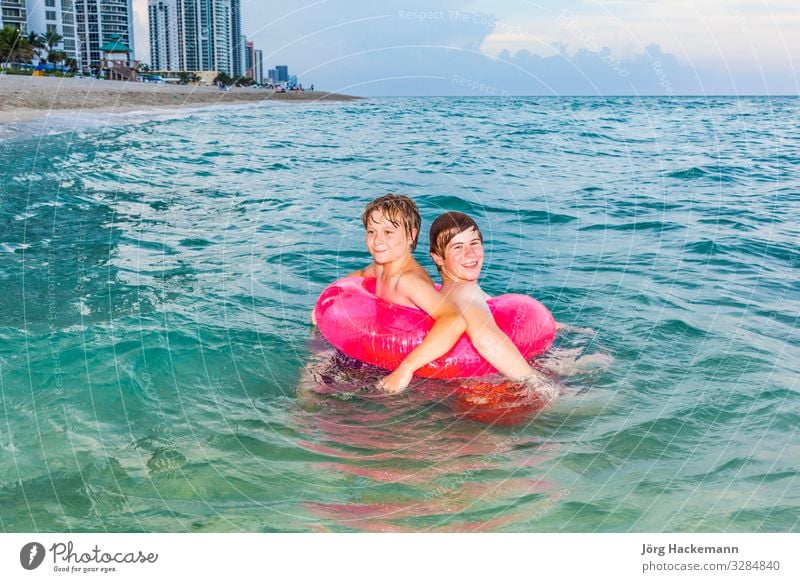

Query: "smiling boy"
(429, 211), (559, 401)
(323, 194), (466, 394)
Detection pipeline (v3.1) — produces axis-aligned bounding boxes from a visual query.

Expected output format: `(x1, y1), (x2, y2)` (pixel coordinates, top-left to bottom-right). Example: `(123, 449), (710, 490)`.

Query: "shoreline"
(0, 75), (359, 124)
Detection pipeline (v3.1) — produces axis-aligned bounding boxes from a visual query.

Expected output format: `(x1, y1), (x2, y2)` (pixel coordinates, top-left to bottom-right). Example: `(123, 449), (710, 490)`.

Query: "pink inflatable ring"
(314, 276), (556, 379)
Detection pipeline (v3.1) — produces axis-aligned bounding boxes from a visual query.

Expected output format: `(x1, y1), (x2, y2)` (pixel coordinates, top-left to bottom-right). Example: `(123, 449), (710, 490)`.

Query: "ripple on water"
(1, 96), (798, 532)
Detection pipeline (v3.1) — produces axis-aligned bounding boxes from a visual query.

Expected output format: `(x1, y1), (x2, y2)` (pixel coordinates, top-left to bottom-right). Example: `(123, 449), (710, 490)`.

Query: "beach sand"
(0, 74), (358, 123)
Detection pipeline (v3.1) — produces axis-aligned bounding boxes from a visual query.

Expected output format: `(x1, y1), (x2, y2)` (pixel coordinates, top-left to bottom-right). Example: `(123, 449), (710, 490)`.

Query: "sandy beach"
(0, 74), (358, 123)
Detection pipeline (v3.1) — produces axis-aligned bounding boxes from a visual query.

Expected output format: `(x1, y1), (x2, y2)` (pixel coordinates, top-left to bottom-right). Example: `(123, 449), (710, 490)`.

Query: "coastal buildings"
(74, 0), (135, 72)
(147, 0), (243, 77)
(244, 38), (252, 78)
(147, 0), (181, 71)
(253, 48), (262, 84)
(26, 0), (78, 64)
(1, 1), (80, 68)
(0, 1), (27, 31)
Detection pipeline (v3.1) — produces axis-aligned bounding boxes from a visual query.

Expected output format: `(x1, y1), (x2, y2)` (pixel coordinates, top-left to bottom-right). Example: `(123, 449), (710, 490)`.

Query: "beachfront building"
(147, 0), (242, 77)
(147, 0), (182, 71)
(237, 32), (244, 78)
(1, 0), (27, 31)
(243, 38), (252, 79)
(74, 0), (135, 73)
(253, 48), (262, 84)
(229, 0), (240, 76)
(25, 0), (78, 65)
(275, 65), (288, 84)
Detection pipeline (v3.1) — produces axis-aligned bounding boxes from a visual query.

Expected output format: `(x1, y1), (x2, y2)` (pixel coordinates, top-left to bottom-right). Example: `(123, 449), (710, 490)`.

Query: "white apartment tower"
(0, 1), (28, 31)
(147, 0), (240, 76)
(26, 0), (78, 63)
(74, 0), (135, 72)
(148, 0), (182, 70)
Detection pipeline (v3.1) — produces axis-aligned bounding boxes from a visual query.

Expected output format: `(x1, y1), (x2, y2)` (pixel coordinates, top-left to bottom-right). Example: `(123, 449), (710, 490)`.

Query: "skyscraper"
(244, 39), (253, 79)
(229, 0), (241, 76)
(26, 0), (78, 64)
(147, 0), (241, 76)
(0, 1), (28, 31)
(253, 48), (262, 84)
(148, 0), (182, 71)
(74, 0), (135, 72)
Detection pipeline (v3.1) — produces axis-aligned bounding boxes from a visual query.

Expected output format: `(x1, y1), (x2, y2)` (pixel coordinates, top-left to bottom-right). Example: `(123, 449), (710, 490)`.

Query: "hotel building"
(147, 0), (242, 77)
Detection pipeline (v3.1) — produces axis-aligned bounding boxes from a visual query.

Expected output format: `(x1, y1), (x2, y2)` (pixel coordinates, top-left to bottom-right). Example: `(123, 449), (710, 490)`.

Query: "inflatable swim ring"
(314, 276), (556, 379)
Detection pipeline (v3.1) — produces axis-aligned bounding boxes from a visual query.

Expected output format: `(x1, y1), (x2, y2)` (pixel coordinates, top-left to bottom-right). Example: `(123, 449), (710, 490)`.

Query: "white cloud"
(480, 0), (800, 76)
(128, 0), (798, 95)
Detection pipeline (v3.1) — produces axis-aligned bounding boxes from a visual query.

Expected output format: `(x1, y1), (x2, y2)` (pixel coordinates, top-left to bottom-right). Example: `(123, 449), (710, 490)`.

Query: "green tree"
(214, 71), (234, 86)
(178, 71), (200, 84)
(42, 30), (63, 53)
(47, 50), (68, 68)
(0, 26), (34, 65)
(26, 31), (46, 62)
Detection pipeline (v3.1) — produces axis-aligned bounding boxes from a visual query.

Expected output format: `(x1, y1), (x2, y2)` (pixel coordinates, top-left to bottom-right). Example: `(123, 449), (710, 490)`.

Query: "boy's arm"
(449, 284), (535, 379)
(378, 275), (466, 393)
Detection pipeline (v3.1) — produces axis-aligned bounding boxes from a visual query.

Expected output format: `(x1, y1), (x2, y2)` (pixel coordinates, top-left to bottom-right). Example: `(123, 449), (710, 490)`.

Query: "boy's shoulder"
(446, 281), (490, 305)
(395, 262), (435, 299)
(397, 259), (434, 284)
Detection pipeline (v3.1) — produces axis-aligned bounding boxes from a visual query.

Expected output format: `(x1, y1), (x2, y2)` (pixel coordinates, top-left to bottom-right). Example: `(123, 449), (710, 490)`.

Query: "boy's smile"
(365, 211), (416, 265)
(434, 227), (484, 282)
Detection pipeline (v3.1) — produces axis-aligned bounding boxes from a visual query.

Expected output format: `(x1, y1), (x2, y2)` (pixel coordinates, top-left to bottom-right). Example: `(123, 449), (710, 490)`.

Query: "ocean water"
(0, 96), (798, 533)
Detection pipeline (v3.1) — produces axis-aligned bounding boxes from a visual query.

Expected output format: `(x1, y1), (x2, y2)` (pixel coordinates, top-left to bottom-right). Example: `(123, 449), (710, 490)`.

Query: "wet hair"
(429, 212), (483, 270)
(361, 194), (422, 251)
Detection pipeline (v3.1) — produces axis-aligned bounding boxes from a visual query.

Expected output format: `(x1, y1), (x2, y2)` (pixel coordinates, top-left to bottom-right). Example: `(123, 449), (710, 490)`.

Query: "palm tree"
(42, 30), (64, 53)
(47, 50), (68, 69)
(26, 30), (46, 63)
(0, 26), (33, 65)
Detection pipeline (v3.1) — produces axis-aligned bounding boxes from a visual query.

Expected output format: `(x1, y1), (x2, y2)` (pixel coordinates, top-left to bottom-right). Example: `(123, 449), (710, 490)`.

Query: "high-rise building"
(244, 38), (253, 79)
(148, 0), (181, 71)
(211, 0), (231, 75)
(229, 0), (241, 76)
(0, 0), (28, 31)
(74, 0), (135, 72)
(275, 65), (288, 83)
(27, 0), (78, 64)
(253, 48), (262, 84)
(147, 0), (241, 76)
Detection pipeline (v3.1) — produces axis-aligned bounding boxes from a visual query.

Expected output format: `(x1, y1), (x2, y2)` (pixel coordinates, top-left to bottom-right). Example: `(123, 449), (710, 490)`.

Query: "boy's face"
(431, 227), (484, 282)
(365, 210), (417, 265)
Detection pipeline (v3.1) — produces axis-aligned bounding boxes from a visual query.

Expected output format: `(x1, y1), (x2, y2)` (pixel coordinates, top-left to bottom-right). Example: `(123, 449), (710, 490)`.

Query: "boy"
(429, 211), (559, 401)
(316, 194), (466, 394)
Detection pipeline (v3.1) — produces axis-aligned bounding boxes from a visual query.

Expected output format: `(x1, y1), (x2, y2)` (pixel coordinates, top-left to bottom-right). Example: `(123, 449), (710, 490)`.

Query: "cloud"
(129, 0), (798, 95)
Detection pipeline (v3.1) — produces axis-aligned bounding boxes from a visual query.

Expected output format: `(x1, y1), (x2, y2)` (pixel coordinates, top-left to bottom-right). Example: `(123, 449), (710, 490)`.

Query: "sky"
(132, 0), (799, 96)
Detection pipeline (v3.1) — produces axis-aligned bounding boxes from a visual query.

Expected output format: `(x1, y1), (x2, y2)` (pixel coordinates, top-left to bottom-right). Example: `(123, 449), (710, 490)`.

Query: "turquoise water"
(1, 97), (798, 532)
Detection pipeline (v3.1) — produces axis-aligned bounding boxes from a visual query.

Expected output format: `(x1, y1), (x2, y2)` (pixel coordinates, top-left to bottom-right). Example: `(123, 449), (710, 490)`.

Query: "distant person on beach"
(429, 211), (559, 401)
(313, 194), (466, 393)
